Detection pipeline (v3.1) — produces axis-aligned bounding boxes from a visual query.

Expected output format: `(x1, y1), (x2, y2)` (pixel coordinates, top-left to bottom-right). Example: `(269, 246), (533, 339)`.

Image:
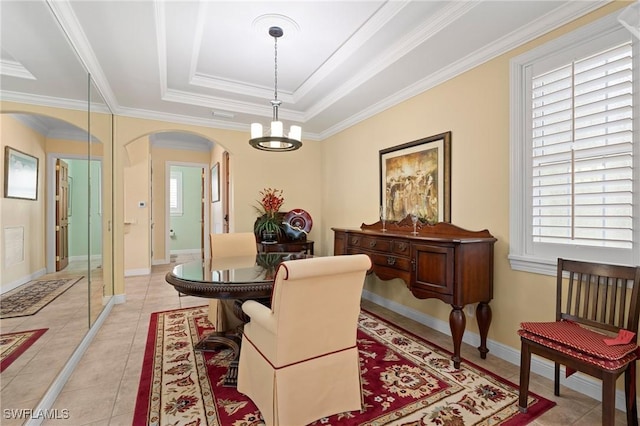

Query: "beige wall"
(123, 136), (151, 274)
(112, 115), (323, 294)
(322, 1), (631, 353)
(0, 115), (47, 287)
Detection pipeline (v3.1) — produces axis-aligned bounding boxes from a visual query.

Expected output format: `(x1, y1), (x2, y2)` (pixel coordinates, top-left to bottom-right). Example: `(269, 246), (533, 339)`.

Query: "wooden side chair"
(518, 258), (640, 425)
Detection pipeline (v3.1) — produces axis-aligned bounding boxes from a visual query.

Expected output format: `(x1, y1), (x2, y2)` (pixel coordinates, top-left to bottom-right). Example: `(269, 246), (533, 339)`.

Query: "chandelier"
(249, 26), (302, 152)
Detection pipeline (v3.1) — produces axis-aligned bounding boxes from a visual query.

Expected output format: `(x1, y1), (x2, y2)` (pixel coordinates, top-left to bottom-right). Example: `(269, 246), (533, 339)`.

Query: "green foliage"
(254, 212), (284, 238)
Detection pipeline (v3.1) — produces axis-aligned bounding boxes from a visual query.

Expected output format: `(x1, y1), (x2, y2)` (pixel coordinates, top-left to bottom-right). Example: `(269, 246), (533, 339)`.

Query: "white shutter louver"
(170, 171), (183, 216)
(531, 42), (633, 249)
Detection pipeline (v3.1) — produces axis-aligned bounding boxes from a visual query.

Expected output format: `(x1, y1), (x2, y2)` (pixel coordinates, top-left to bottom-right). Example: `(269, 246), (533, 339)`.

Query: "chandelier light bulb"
(289, 125), (301, 141)
(271, 121), (283, 137)
(251, 123), (263, 139)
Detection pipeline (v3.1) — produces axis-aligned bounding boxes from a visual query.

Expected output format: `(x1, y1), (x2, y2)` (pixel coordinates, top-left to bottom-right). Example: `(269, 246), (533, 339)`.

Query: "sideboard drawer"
(348, 235), (393, 253)
(393, 240), (410, 255)
(366, 251), (411, 272)
(361, 236), (392, 253)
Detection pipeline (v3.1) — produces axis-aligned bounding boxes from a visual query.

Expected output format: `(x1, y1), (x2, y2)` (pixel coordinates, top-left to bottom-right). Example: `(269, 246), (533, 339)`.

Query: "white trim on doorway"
(163, 161), (210, 264)
(46, 153), (103, 273)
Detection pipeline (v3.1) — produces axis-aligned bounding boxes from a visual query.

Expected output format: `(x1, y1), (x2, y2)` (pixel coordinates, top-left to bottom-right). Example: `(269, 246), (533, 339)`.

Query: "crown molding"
(161, 88), (305, 122)
(318, 0), (611, 140)
(7, 0), (612, 143)
(303, 0), (479, 123)
(115, 104), (321, 142)
(0, 59), (36, 80)
(46, 0), (117, 113)
(0, 90), (89, 112)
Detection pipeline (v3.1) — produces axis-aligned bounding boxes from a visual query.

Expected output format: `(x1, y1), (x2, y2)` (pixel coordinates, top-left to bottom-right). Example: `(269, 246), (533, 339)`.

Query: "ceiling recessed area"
(0, 0), (611, 143)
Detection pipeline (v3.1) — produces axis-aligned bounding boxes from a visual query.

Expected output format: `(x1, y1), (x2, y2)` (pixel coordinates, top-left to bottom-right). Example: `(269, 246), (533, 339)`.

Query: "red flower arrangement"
(257, 188), (284, 218)
(254, 188), (285, 240)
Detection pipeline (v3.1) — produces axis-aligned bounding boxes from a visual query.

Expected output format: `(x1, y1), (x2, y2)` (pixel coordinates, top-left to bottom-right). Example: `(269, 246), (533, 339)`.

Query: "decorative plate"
(284, 209), (313, 233)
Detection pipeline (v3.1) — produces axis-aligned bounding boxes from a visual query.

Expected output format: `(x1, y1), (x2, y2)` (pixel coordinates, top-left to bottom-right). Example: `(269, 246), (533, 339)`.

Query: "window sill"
(508, 255), (557, 277)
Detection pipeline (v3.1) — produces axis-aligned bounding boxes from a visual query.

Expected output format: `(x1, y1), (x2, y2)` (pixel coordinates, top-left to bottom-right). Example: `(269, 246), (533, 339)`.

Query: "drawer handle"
(397, 242), (408, 252)
(386, 257), (396, 266)
(369, 241), (377, 248)
(351, 237), (360, 245)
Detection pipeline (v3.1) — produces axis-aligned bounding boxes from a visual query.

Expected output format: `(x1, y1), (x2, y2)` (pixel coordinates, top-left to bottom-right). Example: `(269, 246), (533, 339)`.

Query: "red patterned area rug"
(134, 306), (555, 425)
(0, 328), (47, 372)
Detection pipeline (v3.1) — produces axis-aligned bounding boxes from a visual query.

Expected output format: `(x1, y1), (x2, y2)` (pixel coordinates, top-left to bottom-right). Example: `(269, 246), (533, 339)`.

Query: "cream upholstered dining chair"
(208, 232), (257, 331)
(237, 254), (372, 426)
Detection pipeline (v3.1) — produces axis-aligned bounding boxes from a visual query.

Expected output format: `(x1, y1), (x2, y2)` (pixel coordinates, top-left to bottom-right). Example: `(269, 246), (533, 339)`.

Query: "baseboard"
(361, 289), (630, 413)
(1, 269), (47, 294)
(124, 268), (151, 277)
(25, 296), (116, 426)
(169, 249), (201, 255)
(101, 294), (126, 305)
(68, 254), (102, 262)
(113, 294), (127, 304)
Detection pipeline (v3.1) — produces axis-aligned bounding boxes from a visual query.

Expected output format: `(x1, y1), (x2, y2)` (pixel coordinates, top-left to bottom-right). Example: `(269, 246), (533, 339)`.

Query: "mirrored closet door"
(0, 0), (114, 412)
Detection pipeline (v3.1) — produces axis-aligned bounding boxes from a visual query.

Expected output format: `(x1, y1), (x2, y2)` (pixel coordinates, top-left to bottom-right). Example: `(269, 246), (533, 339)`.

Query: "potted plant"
(254, 188), (285, 243)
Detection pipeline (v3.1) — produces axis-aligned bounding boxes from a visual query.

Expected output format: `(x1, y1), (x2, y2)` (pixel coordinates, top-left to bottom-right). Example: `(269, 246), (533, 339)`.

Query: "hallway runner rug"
(134, 306), (555, 425)
(0, 276), (83, 319)
(0, 328), (47, 372)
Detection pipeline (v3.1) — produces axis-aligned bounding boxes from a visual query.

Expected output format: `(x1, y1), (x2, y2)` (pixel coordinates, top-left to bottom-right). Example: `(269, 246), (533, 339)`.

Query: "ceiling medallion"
(249, 26), (302, 152)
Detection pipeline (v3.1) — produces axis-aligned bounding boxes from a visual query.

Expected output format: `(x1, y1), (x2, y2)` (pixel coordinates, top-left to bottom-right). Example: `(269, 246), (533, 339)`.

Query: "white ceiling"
(0, 0), (614, 143)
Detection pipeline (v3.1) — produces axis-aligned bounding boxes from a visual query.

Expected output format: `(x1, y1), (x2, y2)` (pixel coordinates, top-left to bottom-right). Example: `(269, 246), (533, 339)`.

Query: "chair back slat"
(558, 258), (640, 339)
(602, 276), (612, 325)
(583, 273), (593, 320)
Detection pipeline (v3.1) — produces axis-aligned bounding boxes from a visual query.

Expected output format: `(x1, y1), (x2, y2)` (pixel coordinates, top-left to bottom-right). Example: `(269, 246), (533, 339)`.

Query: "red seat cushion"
(519, 321), (638, 370)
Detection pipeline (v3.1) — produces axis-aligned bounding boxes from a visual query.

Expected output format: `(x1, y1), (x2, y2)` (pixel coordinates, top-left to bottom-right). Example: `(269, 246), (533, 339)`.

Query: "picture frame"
(379, 131), (451, 223)
(211, 162), (220, 203)
(4, 146), (39, 201)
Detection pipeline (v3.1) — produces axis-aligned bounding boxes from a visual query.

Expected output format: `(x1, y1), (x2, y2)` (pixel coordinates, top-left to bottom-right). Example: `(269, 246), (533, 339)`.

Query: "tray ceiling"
(0, 0), (613, 141)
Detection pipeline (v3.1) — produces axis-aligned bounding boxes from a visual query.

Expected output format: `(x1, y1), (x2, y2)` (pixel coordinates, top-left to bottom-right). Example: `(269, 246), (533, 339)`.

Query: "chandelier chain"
(273, 36), (278, 101)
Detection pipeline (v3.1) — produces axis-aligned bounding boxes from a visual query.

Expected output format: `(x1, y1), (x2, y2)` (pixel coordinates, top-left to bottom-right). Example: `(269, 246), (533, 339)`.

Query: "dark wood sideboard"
(333, 217), (496, 368)
(257, 240), (314, 255)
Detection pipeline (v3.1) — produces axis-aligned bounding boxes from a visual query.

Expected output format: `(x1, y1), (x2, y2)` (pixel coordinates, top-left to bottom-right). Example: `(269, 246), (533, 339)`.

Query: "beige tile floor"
(3, 255), (635, 425)
(0, 260), (102, 424)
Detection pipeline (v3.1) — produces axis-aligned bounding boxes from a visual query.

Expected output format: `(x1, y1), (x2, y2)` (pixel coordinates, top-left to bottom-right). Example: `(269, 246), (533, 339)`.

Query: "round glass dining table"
(165, 252), (312, 386)
(165, 252), (312, 300)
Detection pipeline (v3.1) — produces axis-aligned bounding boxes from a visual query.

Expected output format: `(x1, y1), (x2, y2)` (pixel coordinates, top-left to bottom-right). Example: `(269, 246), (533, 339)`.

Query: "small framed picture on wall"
(211, 162), (220, 203)
(4, 146), (39, 201)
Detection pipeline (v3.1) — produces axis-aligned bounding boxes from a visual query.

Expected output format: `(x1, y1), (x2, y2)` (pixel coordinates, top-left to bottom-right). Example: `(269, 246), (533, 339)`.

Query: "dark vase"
(261, 231), (277, 243)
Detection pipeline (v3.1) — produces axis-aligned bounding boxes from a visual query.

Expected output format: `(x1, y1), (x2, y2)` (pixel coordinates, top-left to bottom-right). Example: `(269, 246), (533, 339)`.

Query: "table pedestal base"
(194, 330), (242, 387)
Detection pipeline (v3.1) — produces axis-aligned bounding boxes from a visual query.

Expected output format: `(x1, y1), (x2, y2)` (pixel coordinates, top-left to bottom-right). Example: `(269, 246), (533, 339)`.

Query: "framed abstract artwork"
(379, 132), (451, 223)
(4, 146), (39, 201)
(211, 162), (220, 203)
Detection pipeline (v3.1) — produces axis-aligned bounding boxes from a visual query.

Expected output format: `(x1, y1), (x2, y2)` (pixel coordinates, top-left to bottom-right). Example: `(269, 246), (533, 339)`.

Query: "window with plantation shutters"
(531, 42), (633, 249)
(170, 171), (183, 216)
(509, 12), (638, 275)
